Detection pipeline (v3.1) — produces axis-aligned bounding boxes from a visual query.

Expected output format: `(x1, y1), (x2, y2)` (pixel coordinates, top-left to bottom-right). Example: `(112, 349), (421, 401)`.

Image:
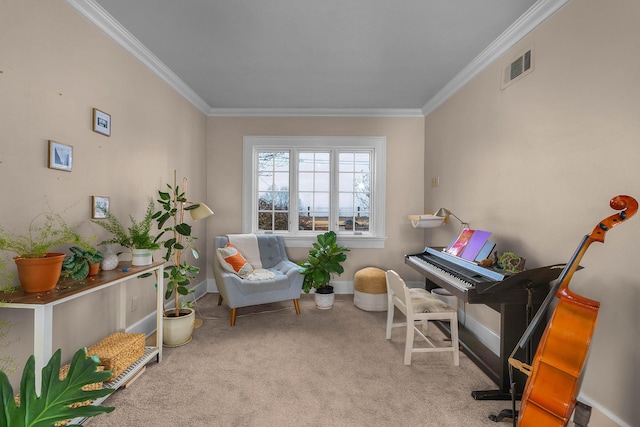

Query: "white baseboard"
(458, 309), (500, 356)
(208, 278), (356, 294)
(575, 392), (630, 427)
(126, 280), (208, 337)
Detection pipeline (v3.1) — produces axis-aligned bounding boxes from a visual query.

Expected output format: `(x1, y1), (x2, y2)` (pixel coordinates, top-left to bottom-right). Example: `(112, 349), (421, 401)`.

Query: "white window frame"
(243, 136), (386, 248)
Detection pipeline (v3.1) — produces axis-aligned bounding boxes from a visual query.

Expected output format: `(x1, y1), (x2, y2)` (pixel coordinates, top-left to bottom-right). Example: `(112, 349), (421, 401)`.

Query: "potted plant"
(298, 231), (350, 309)
(62, 245), (105, 281)
(152, 171), (213, 346)
(93, 200), (160, 266)
(0, 212), (81, 293)
(0, 347), (115, 426)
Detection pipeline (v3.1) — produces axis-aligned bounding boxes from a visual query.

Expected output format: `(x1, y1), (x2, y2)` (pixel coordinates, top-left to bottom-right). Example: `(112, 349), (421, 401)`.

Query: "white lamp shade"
(408, 214), (444, 228)
(189, 203), (214, 221)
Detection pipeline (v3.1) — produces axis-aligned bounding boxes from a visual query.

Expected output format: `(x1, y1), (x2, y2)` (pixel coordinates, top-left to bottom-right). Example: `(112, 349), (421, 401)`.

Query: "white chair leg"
(404, 317), (415, 365)
(386, 305), (394, 340)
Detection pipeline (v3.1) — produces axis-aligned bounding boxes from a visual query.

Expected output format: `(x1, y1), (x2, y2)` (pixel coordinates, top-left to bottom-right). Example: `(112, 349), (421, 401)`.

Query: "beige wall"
(425, 0), (640, 424)
(206, 116), (427, 282)
(0, 0), (207, 388)
(3, 0), (637, 424)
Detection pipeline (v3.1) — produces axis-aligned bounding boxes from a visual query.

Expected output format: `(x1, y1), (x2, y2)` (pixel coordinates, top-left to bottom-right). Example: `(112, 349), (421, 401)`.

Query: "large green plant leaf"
(0, 348), (115, 427)
(298, 231), (350, 293)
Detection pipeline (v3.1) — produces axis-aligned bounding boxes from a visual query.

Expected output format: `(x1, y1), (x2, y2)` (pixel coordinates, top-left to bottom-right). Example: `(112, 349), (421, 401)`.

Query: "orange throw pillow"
(217, 243), (254, 278)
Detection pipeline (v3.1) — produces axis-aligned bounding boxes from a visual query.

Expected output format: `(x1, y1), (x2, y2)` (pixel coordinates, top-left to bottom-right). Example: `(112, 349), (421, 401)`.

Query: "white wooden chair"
(385, 270), (460, 366)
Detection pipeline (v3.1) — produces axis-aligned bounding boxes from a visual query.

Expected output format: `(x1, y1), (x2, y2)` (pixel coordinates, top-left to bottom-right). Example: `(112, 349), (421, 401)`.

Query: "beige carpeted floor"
(86, 294), (519, 426)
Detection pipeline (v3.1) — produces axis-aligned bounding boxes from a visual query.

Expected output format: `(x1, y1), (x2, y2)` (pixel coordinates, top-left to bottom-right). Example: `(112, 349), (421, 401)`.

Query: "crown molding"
(65, 0), (211, 115)
(208, 108), (425, 118)
(421, 0), (569, 116)
(66, 0), (567, 119)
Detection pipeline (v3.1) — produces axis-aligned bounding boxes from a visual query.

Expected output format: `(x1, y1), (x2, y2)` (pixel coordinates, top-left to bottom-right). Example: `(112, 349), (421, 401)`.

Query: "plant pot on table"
(14, 253), (65, 293)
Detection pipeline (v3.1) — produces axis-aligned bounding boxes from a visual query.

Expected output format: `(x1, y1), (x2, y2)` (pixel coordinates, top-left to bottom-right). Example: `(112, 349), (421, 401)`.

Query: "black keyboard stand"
(488, 286), (536, 423)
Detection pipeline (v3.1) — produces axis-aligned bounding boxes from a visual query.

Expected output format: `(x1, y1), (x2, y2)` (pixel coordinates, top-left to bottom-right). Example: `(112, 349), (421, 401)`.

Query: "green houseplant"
(152, 172), (213, 346)
(0, 212), (81, 292)
(93, 200), (160, 266)
(62, 245), (105, 281)
(298, 231), (349, 309)
(0, 347), (115, 426)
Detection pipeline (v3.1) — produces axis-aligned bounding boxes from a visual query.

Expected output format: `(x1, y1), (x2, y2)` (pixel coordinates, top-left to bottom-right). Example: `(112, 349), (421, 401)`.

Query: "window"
(243, 136), (386, 248)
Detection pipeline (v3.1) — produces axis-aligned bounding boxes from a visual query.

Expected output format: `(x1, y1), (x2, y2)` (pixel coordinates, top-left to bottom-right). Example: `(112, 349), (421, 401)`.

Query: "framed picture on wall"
(92, 196), (110, 219)
(93, 108), (111, 136)
(48, 140), (73, 171)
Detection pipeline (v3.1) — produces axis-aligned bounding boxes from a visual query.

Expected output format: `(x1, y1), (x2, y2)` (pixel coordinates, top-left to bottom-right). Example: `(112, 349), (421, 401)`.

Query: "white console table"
(0, 261), (164, 399)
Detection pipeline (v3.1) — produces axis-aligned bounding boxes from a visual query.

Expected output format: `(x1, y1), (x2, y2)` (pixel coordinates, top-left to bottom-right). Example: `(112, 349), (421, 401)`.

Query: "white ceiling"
(69, 0), (565, 116)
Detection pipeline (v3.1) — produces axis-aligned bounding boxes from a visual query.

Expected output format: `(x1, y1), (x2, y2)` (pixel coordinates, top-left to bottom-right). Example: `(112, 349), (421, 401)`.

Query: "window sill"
(280, 235), (387, 249)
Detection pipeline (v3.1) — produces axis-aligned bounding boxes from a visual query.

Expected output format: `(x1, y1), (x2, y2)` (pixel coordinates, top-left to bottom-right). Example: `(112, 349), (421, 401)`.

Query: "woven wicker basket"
(87, 332), (145, 381)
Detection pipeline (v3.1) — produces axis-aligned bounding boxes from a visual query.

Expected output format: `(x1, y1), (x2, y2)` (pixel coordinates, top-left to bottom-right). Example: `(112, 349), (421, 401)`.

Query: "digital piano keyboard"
(405, 247), (565, 399)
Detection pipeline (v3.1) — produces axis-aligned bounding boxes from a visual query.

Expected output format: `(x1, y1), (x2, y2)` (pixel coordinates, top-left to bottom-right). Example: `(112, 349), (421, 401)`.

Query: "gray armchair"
(213, 234), (303, 326)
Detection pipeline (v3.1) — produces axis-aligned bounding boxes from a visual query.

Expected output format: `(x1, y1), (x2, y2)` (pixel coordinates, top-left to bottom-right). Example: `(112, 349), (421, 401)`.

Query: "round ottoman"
(353, 267), (387, 311)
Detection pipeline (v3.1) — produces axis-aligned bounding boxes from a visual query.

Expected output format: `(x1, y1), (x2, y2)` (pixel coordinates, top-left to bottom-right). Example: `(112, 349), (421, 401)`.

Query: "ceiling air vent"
(502, 48), (533, 89)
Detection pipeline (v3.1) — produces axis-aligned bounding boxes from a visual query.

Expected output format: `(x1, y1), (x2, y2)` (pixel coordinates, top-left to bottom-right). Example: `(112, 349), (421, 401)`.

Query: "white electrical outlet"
(131, 296), (138, 312)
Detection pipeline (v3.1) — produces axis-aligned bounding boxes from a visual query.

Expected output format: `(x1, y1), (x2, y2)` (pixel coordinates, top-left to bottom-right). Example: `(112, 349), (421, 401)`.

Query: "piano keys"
(405, 247), (565, 400)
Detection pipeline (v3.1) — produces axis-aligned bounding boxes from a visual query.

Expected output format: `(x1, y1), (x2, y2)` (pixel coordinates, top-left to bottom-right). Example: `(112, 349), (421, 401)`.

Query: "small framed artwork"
(93, 108), (111, 136)
(92, 196), (110, 219)
(48, 140), (73, 171)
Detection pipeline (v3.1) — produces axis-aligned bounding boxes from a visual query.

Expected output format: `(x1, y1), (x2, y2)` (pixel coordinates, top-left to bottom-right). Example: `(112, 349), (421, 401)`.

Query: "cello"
(508, 195), (638, 426)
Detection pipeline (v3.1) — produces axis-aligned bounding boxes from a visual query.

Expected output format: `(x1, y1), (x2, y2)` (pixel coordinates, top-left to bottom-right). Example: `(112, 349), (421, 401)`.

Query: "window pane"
(299, 192), (313, 209)
(274, 172), (289, 190)
(298, 212), (312, 230)
(273, 191), (289, 210)
(298, 152), (331, 232)
(314, 214), (329, 231)
(339, 173), (354, 192)
(298, 152), (314, 171)
(339, 193), (354, 211)
(355, 193), (370, 212)
(258, 171), (272, 191)
(315, 152), (330, 172)
(338, 151), (371, 233)
(355, 173), (368, 190)
(339, 152), (354, 172)
(258, 192), (273, 210)
(258, 152), (272, 165)
(314, 193), (329, 211)
(258, 151), (290, 232)
(355, 152), (370, 173)
(258, 212), (273, 230)
(314, 172), (330, 192)
(274, 152), (290, 171)
(299, 172), (314, 191)
(273, 212), (289, 230)
(357, 212), (370, 231)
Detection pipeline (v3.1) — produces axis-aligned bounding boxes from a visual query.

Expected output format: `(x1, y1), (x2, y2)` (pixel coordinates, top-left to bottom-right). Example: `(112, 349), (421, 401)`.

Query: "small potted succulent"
(0, 212), (81, 293)
(62, 245), (105, 281)
(298, 231), (350, 309)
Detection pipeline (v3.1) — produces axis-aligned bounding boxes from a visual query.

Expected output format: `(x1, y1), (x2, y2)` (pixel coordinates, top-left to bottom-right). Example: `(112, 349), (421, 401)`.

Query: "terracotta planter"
(88, 262), (101, 276)
(14, 253), (65, 293)
(163, 308), (195, 347)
